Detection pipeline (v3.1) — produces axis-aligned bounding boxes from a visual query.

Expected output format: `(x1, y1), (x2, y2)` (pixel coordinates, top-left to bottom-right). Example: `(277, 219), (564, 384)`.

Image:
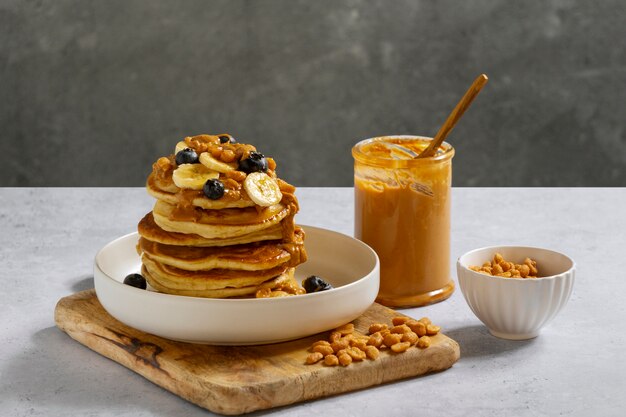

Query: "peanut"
(519, 264), (530, 278)
(417, 336), (431, 349)
(312, 344), (334, 356)
(471, 254), (539, 278)
(351, 339), (368, 351)
(402, 331), (419, 345)
(346, 347), (366, 361)
(306, 352), (324, 364)
(338, 352), (352, 366)
(335, 323), (354, 335)
(365, 345), (380, 360)
(368, 323), (388, 334)
(383, 333), (402, 347)
(220, 149), (236, 163)
(367, 332), (384, 348)
(331, 338), (349, 353)
(210, 146), (223, 158)
(406, 320), (427, 336)
(329, 331), (342, 342)
(324, 354), (339, 366)
(391, 342), (411, 353)
(426, 324), (440, 336)
(392, 316), (410, 326)
(391, 324), (411, 334)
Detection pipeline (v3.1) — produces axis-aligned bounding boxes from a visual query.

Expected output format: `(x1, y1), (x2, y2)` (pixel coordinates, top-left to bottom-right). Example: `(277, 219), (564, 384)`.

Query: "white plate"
(94, 226), (379, 345)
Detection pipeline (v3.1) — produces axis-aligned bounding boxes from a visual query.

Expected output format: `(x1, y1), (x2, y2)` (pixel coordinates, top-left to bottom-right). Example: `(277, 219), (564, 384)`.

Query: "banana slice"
(172, 164), (219, 190)
(174, 141), (188, 154)
(199, 152), (237, 173)
(244, 172), (283, 207)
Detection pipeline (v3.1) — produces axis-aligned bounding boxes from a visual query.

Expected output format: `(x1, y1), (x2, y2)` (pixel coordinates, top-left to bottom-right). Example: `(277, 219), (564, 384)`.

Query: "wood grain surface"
(54, 290), (460, 415)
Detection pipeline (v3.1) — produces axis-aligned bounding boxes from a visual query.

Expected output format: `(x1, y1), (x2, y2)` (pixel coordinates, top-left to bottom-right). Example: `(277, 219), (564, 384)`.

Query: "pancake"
(147, 173), (256, 209)
(138, 212), (285, 247)
(152, 200), (290, 239)
(143, 265), (297, 298)
(138, 134), (306, 299)
(138, 236), (292, 271)
(142, 254), (289, 291)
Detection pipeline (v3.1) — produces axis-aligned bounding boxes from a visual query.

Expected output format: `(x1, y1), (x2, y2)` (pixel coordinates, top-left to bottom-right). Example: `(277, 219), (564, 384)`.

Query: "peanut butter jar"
(353, 136), (454, 308)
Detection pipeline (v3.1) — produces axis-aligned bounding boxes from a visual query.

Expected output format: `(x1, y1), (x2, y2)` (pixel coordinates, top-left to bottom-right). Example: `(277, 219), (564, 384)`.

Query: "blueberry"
(302, 275), (333, 293)
(238, 151), (268, 173)
(219, 135), (236, 144)
(123, 273), (147, 290)
(203, 178), (225, 200)
(175, 148), (199, 165)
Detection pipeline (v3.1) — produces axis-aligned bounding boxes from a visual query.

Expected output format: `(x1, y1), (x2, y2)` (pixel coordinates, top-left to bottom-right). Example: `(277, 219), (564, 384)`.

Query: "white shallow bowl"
(457, 246), (575, 340)
(94, 226), (379, 345)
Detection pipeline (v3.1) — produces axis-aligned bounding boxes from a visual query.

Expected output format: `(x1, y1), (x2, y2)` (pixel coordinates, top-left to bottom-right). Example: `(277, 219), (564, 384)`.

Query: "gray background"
(2, 0), (625, 187)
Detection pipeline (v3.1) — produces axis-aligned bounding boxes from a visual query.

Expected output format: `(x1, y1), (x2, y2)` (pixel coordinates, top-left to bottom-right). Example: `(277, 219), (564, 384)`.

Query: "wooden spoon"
(417, 74), (489, 158)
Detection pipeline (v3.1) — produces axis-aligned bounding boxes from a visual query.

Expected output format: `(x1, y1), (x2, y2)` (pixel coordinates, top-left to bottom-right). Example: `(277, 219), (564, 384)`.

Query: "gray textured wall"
(2, 0), (625, 187)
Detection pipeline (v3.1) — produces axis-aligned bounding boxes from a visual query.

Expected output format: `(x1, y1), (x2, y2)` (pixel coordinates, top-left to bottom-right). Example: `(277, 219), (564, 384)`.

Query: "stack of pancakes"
(137, 134), (307, 298)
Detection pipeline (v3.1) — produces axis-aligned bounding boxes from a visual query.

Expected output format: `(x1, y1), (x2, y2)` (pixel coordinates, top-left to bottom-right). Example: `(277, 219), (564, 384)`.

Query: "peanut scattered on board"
(305, 317), (440, 366)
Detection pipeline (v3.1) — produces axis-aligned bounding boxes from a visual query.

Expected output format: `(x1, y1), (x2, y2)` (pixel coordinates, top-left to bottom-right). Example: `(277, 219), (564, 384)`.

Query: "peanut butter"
(353, 136), (454, 307)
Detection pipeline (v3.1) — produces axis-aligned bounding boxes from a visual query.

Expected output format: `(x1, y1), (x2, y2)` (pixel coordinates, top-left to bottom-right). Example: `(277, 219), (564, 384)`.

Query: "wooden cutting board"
(55, 290), (460, 415)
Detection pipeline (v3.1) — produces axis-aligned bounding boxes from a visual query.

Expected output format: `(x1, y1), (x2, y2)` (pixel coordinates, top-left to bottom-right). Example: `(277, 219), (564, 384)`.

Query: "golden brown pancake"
(152, 200), (289, 239)
(142, 254), (289, 291)
(138, 236), (292, 271)
(138, 212), (285, 247)
(142, 265), (296, 298)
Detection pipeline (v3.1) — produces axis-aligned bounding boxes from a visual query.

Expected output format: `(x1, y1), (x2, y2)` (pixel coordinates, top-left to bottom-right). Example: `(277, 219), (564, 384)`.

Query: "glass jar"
(353, 135), (455, 308)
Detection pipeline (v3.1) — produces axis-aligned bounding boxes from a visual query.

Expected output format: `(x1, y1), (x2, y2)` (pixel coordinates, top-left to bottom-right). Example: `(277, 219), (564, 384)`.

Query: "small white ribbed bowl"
(457, 246), (575, 340)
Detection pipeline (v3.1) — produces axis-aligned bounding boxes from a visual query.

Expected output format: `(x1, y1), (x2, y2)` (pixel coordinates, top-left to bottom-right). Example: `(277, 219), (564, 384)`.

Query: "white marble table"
(1, 188), (624, 417)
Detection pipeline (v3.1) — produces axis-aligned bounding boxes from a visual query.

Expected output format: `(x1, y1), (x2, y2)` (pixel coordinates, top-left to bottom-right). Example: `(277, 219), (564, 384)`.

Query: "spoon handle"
(417, 74), (488, 158)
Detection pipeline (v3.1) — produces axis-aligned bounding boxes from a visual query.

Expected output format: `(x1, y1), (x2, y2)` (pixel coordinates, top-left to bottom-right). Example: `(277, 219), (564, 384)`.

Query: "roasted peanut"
(392, 316), (410, 326)
(406, 320), (426, 337)
(338, 352), (352, 366)
(364, 345), (380, 360)
(220, 149), (236, 163)
(341, 334), (355, 343)
(306, 352), (324, 364)
(351, 339), (369, 351)
(267, 157), (277, 171)
(331, 338), (350, 353)
(368, 323), (388, 334)
(329, 331), (342, 342)
(346, 347), (366, 361)
(335, 323), (355, 335)
(224, 170), (246, 182)
(426, 324), (440, 336)
(367, 332), (384, 348)
(391, 324), (411, 334)
(402, 331), (419, 345)
(210, 146), (223, 158)
(473, 254), (539, 278)
(312, 344), (334, 356)
(417, 336), (431, 349)
(492, 263), (504, 275)
(383, 333), (402, 347)
(391, 341), (411, 353)
(519, 264), (530, 278)
(324, 354), (339, 366)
